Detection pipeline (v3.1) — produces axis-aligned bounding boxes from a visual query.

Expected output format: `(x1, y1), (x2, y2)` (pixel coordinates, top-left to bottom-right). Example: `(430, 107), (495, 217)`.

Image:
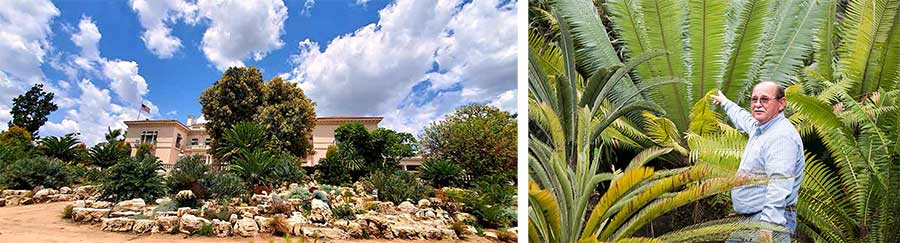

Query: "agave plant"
(38, 133), (82, 163)
(528, 9), (774, 242)
(786, 84), (900, 242)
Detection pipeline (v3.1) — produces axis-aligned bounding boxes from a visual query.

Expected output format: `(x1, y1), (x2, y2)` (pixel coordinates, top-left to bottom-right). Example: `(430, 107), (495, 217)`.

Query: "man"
(711, 81), (805, 243)
(308, 186), (330, 207)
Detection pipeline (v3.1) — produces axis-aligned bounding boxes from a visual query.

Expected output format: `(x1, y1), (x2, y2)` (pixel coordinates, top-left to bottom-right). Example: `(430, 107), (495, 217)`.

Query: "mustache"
(753, 108), (765, 112)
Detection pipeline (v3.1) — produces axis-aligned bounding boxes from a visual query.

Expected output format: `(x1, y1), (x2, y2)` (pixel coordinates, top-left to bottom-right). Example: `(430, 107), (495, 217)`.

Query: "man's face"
(749, 83), (785, 125)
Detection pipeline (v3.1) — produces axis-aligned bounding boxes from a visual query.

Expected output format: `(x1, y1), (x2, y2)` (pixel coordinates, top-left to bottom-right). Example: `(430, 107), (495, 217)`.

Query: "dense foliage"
(100, 156), (166, 202)
(366, 170), (432, 204)
(166, 155), (209, 196)
(318, 123), (416, 182)
(38, 134), (83, 163)
(419, 159), (462, 188)
(8, 83), (58, 138)
(202, 172), (246, 200)
(3, 157), (72, 189)
(420, 104), (516, 182)
(199, 67), (316, 163)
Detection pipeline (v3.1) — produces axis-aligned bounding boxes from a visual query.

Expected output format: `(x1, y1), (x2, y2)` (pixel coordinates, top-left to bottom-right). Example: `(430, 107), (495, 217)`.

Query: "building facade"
(124, 116), (422, 171)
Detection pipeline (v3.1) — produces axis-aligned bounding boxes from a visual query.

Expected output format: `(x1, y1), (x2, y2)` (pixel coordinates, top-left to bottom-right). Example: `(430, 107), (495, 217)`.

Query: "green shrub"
(4, 157), (72, 189)
(65, 164), (105, 185)
(332, 204), (356, 220)
(202, 172), (246, 200)
(270, 154), (305, 186)
(313, 155), (352, 186)
(62, 204), (74, 219)
(203, 206), (234, 221)
(88, 141), (130, 168)
(287, 187), (312, 211)
(367, 170), (432, 204)
(166, 155), (209, 197)
(100, 156), (166, 202)
(197, 223), (214, 236)
(419, 159), (462, 188)
(462, 176), (516, 229)
(174, 190), (199, 208)
(153, 200), (178, 214)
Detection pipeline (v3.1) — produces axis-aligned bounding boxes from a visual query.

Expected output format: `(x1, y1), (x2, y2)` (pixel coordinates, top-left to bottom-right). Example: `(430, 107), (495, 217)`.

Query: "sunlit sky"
(0, 0), (517, 145)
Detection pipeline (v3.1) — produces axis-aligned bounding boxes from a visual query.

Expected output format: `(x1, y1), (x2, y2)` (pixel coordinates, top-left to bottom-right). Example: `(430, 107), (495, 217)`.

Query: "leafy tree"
(323, 123), (416, 181)
(199, 67), (316, 163)
(38, 133), (82, 163)
(314, 146), (353, 185)
(419, 159), (462, 188)
(134, 143), (155, 159)
(0, 125), (34, 151)
(8, 83), (58, 138)
(88, 141), (130, 168)
(420, 104), (516, 182)
(100, 156), (166, 202)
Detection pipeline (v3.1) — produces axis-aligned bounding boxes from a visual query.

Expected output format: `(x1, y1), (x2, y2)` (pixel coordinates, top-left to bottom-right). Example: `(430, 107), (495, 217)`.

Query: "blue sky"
(1, 0), (517, 145)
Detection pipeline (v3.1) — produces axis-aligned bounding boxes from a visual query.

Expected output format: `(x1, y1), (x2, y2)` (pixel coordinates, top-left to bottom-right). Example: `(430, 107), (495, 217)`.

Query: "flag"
(141, 104), (151, 113)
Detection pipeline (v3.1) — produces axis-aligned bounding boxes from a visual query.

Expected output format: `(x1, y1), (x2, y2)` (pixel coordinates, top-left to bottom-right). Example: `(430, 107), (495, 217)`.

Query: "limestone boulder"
(398, 201), (417, 213)
(1, 189), (30, 197)
(59, 186), (72, 194)
(132, 219), (155, 234)
(309, 199), (332, 224)
(179, 214), (210, 234)
(113, 199), (145, 212)
(52, 194), (77, 202)
(90, 200), (113, 209)
(33, 188), (59, 202)
(454, 212), (476, 223)
(210, 219), (231, 237)
(3, 196), (20, 206)
(236, 206), (259, 216)
(300, 226), (350, 240)
(155, 216), (179, 233)
(375, 201), (396, 214)
(72, 208), (110, 222)
(233, 217), (259, 237)
(417, 199), (432, 208)
(392, 225), (423, 240)
(108, 211), (141, 218)
(0, 198), (5, 207)
(73, 185), (96, 199)
(254, 216), (274, 233)
(101, 218), (134, 232)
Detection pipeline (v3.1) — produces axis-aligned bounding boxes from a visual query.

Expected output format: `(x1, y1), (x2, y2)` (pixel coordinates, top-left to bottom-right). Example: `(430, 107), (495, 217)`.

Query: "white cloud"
(301, 0), (315, 16)
(40, 79), (149, 145)
(0, 0), (59, 126)
(101, 59), (149, 106)
(198, 0), (288, 70)
(130, 0), (197, 58)
(71, 16), (101, 61)
(286, 0), (517, 134)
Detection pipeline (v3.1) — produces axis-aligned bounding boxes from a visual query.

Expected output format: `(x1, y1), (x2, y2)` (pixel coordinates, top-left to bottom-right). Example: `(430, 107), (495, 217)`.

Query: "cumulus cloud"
(198, 0), (288, 70)
(285, 0), (517, 134)
(101, 59), (149, 106)
(301, 0), (315, 16)
(130, 0), (197, 58)
(40, 79), (152, 145)
(71, 16), (102, 61)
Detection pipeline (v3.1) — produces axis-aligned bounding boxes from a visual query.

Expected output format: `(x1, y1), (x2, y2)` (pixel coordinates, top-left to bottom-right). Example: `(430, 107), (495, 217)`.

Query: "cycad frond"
(721, 0), (771, 98)
(551, 0), (621, 73)
(638, 0), (690, 130)
(657, 217), (786, 242)
(687, 0), (728, 102)
(839, 0), (888, 97)
(865, 0), (900, 97)
(760, 0), (825, 84)
(606, 0), (658, 79)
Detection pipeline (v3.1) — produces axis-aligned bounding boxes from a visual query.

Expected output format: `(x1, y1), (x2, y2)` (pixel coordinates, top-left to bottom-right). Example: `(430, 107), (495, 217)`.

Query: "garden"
(529, 0), (900, 242)
(0, 67), (518, 242)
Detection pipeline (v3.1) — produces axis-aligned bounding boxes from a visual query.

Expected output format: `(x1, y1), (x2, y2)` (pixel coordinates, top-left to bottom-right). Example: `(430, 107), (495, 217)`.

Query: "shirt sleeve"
(720, 98), (757, 133)
(759, 136), (800, 225)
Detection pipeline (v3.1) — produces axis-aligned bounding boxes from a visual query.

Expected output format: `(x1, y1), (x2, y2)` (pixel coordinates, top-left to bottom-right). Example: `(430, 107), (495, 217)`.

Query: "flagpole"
(137, 98), (144, 120)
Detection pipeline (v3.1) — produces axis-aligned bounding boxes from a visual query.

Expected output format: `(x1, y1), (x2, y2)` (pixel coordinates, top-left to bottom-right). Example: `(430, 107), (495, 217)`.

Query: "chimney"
(187, 115), (194, 126)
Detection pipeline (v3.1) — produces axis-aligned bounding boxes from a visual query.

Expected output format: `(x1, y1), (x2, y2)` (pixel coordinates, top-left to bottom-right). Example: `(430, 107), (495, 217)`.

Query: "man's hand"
(758, 230), (773, 243)
(711, 90), (727, 106)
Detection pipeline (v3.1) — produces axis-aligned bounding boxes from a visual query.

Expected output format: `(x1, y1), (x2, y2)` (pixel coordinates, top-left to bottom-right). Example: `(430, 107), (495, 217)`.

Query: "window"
(205, 138), (211, 145)
(175, 134), (183, 148)
(191, 138), (198, 146)
(140, 131), (158, 144)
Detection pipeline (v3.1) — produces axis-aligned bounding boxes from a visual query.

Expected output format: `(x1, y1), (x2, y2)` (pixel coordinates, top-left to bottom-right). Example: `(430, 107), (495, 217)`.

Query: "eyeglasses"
(749, 96), (783, 105)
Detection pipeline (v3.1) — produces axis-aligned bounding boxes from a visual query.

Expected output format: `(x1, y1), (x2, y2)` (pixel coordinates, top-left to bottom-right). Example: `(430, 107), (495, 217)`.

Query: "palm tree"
(419, 159), (463, 188)
(528, 10), (776, 242)
(38, 133), (81, 162)
(104, 127), (125, 142)
(88, 141), (130, 168)
(225, 149), (276, 193)
(786, 84), (900, 242)
(215, 122), (268, 164)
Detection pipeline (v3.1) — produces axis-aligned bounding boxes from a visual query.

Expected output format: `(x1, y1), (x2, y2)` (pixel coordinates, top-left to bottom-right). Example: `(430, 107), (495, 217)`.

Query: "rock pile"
(1, 185), (94, 207)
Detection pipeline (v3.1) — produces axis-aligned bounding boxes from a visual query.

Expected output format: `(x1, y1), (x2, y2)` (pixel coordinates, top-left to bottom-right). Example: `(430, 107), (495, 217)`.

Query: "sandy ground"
(0, 202), (496, 243)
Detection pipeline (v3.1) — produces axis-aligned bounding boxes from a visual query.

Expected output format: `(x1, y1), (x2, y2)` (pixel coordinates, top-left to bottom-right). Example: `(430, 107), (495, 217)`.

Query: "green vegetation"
(419, 159), (462, 188)
(366, 170), (432, 204)
(4, 157), (72, 189)
(99, 156), (166, 202)
(8, 83), (58, 138)
(315, 123), (416, 184)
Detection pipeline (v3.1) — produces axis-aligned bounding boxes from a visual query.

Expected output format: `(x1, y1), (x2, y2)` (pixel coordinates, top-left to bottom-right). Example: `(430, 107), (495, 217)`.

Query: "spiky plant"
(419, 159), (463, 188)
(215, 122), (268, 164)
(88, 140), (130, 168)
(225, 149), (276, 192)
(786, 83), (900, 242)
(38, 133), (82, 162)
(528, 9), (776, 242)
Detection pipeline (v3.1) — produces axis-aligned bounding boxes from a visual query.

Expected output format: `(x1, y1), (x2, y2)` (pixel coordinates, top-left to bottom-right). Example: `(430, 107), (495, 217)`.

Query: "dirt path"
(0, 202), (494, 243)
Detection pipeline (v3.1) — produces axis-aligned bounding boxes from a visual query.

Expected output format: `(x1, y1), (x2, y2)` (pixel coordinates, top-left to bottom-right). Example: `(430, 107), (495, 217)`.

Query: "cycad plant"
(528, 10), (775, 242)
(216, 121), (268, 164)
(226, 149), (276, 193)
(787, 84), (900, 242)
(38, 133), (82, 163)
(544, 0), (828, 131)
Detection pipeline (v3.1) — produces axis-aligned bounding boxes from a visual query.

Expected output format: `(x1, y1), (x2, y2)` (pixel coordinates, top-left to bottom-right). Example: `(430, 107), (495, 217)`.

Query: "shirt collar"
(756, 112), (785, 132)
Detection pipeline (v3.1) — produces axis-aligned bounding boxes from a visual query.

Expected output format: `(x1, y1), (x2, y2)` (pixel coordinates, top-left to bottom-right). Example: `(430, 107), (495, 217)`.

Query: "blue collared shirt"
(721, 98), (804, 226)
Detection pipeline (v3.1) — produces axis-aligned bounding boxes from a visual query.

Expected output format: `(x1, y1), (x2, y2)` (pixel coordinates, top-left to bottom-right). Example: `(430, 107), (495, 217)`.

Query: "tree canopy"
(199, 67), (316, 163)
(419, 104), (516, 182)
(8, 83), (58, 138)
